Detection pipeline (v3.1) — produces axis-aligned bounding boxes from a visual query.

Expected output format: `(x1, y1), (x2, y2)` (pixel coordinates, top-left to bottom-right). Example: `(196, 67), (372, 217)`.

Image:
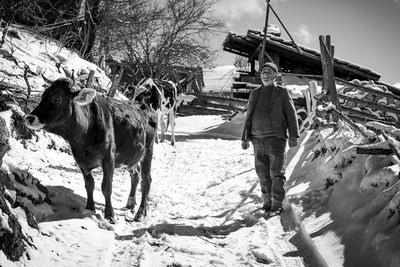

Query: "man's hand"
(241, 140), (250, 150)
(289, 138), (298, 148)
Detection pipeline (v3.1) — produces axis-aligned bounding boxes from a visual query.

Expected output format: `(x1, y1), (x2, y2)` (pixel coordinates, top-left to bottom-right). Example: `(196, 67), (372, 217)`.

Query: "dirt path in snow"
(108, 139), (305, 266)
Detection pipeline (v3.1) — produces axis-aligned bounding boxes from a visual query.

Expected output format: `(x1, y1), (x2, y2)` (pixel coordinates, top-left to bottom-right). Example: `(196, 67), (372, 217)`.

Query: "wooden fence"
(177, 92), (247, 116)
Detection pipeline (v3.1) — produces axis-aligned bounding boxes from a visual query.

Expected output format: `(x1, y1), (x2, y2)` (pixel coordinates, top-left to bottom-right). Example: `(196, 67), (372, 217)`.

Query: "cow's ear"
(73, 88), (97, 106)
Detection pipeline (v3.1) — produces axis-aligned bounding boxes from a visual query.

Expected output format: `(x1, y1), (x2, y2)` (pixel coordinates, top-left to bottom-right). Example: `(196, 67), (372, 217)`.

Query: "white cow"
(137, 78), (178, 145)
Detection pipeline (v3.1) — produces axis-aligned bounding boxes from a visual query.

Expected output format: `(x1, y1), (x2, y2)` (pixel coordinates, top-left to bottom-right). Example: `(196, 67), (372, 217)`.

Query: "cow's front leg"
(102, 156), (115, 223)
(155, 110), (161, 144)
(126, 164), (140, 212)
(135, 149), (153, 222)
(160, 113), (166, 143)
(81, 169), (95, 212)
(169, 109), (176, 146)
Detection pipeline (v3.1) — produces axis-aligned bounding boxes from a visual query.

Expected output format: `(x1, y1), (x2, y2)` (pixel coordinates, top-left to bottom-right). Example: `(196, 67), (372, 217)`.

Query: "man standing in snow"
(241, 62), (299, 215)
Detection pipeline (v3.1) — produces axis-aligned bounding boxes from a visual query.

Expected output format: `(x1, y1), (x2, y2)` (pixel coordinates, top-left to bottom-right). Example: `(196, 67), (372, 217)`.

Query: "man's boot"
(262, 193), (272, 212)
(271, 176), (285, 214)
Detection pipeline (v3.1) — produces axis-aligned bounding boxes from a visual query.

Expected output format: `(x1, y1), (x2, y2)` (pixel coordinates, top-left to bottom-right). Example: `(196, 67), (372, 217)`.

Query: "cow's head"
(25, 78), (97, 130)
(137, 78), (162, 110)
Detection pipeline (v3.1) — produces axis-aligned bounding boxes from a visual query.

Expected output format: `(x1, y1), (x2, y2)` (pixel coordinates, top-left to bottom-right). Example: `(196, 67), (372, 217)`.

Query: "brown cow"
(25, 78), (158, 223)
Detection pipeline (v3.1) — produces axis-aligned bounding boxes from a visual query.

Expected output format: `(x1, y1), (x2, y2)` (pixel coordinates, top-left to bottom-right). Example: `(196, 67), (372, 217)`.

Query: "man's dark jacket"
(242, 84), (299, 141)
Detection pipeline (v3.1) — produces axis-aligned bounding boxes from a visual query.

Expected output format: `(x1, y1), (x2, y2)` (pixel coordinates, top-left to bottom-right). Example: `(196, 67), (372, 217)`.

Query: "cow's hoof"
(134, 213), (146, 222)
(85, 205), (95, 213)
(124, 211), (136, 222)
(104, 209), (115, 223)
(106, 216), (116, 224)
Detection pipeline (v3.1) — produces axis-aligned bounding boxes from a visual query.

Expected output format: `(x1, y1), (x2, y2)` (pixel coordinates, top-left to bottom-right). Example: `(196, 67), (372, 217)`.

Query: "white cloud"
(394, 82), (400, 88)
(294, 24), (313, 44)
(213, 0), (265, 21)
(213, 0), (289, 21)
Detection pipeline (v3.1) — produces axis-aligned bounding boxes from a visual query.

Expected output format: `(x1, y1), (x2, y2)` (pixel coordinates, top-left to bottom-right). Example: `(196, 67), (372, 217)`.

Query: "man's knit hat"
(261, 62), (279, 73)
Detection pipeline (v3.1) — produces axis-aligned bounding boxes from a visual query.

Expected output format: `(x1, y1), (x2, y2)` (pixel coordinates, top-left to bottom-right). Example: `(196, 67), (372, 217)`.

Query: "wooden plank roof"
(222, 29), (381, 81)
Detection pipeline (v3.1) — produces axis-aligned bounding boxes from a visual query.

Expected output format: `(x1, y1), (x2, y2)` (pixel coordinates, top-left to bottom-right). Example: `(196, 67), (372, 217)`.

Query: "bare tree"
(94, 0), (224, 79)
(1, 0), (224, 81)
(94, 0), (152, 59)
(0, 0), (101, 60)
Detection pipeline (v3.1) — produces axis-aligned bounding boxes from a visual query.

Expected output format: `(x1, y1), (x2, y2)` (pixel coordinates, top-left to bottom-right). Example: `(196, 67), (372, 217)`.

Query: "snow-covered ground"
(1, 114), (306, 267)
(2, 110), (400, 267)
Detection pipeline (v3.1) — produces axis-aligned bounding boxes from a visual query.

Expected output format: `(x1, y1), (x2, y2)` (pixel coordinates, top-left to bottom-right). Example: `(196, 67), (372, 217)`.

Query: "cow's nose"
(26, 115), (35, 124)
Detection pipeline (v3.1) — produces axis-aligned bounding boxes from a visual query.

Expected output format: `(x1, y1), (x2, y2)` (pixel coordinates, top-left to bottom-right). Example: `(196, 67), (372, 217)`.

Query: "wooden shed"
(222, 29), (382, 98)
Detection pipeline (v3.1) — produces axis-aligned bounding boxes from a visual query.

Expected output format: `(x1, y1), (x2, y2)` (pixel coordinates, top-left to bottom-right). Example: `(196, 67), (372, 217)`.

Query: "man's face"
(260, 66), (277, 84)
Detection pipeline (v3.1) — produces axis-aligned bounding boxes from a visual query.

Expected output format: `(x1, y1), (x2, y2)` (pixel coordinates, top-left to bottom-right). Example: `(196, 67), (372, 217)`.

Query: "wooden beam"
(341, 106), (382, 121)
(338, 94), (400, 116)
(258, 1), (271, 67)
(375, 80), (400, 96)
(267, 3), (303, 55)
(346, 114), (396, 127)
(188, 99), (246, 112)
(356, 147), (392, 155)
(317, 99), (368, 138)
(251, 42), (276, 67)
(382, 131), (400, 160)
(192, 93), (248, 104)
(319, 35), (338, 110)
(249, 44), (261, 62)
(335, 77), (400, 102)
(177, 105), (230, 116)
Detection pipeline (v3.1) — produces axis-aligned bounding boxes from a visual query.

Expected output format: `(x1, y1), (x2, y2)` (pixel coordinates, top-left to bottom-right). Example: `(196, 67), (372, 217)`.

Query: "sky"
(211, 0), (400, 86)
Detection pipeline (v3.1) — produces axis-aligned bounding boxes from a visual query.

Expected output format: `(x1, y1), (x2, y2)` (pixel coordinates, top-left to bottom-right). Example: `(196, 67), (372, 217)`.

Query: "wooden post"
(86, 70), (95, 88)
(267, 3), (303, 55)
(173, 69), (183, 93)
(107, 67), (124, 98)
(319, 35), (338, 110)
(299, 81), (318, 132)
(258, 0), (270, 69)
(309, 81), (318, 112)
(250, 60), (255, 75)
(23, 66), (32, 113)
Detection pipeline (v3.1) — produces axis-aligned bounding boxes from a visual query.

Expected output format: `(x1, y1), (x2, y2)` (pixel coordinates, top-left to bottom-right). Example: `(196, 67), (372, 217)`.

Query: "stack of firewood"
(337, 79), (400, 125)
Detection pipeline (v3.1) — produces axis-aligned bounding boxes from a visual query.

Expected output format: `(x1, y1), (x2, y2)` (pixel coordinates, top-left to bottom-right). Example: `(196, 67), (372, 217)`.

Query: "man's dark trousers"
(252, 136), (286, 209)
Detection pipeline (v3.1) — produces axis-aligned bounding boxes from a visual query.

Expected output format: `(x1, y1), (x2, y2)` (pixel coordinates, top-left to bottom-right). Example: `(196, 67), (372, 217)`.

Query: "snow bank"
(286, 120), (400, 267)
(0, 24), (111, 95)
